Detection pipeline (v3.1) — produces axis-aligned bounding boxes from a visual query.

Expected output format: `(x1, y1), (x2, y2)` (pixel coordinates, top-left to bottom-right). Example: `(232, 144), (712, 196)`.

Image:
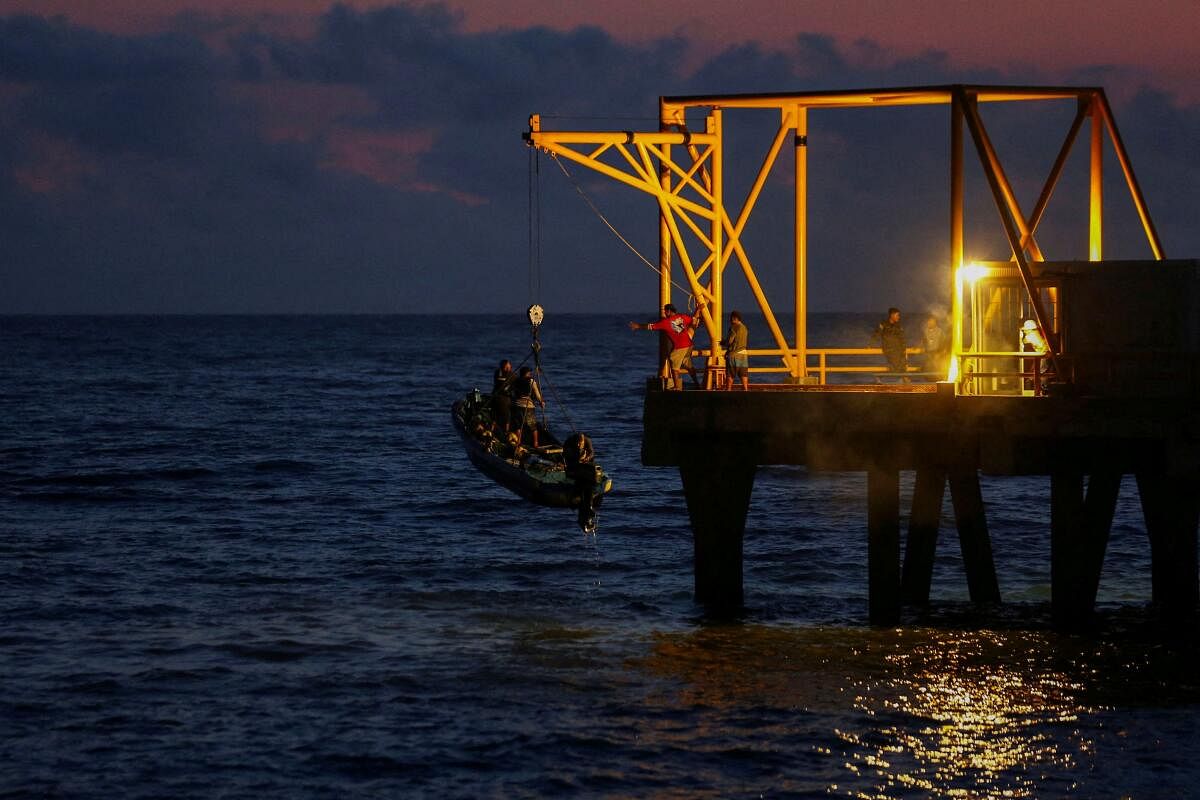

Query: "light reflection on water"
(833, 630), (1089, 798)
(634, 626), (1107, 798)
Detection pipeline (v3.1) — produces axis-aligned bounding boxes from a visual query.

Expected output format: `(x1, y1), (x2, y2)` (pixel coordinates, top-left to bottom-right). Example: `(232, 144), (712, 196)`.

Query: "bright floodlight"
(961, 262), (989, 283)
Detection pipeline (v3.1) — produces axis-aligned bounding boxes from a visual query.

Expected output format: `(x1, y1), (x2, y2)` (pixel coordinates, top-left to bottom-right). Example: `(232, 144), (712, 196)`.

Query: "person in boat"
(629, 301), (706, 390)
(511, 365), (545, 448)
(490, 359), (514, 435)
(719, 310), (750, 390)
(564, 432), (601, 533)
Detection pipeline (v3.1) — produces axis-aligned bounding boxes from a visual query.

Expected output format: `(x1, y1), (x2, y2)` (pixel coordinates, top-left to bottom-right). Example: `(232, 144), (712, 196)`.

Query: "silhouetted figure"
(564, 432), (602, 533)
(873, 307), (908, 374)
(720, 310), (750, 390)
(491, 359), (514, 434)
(511, 366), (544, 448)
(921, 316), (948, 379)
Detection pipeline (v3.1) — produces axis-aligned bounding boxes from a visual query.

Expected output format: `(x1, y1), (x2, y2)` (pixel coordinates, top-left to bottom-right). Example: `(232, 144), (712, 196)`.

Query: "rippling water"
(2, 314), (1198, 797)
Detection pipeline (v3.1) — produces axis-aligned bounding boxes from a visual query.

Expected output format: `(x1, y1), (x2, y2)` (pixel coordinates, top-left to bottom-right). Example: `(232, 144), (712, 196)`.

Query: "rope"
(534, 357), (577, 434)
(549, 154), (698, 305)
(528, 148), (542, 303)
(521, 325), (572, 433)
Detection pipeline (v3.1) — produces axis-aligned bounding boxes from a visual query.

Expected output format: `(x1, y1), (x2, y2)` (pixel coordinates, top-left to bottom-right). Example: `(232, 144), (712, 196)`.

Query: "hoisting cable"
(548, 153), (701, 306)
(528, 147), (542, 304)
(525, 303), (577, 435)
(527, 156), (582, 435)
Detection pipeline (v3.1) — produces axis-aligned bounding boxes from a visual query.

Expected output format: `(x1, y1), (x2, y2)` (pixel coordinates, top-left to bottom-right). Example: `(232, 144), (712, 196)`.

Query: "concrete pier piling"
(679, 446), (755, 611)
(900, 469), (946, 606)
(648, 385), (1200, 628)
(1137, 474), (1200, 618)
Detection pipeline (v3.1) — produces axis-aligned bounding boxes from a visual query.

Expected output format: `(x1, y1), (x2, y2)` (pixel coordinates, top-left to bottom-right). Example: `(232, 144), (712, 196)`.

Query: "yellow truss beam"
(525, 84), (1167, 388)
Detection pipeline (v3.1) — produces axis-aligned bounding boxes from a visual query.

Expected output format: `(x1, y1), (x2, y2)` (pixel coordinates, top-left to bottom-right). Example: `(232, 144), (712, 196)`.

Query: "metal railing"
(953, 351), (1049, 396)
(679, 347), (1198, 397)
(690, 346), (934, 384)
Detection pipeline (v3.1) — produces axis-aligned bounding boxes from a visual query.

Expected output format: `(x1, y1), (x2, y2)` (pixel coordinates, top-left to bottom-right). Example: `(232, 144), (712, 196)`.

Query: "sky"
(1, 0), (1198, 313)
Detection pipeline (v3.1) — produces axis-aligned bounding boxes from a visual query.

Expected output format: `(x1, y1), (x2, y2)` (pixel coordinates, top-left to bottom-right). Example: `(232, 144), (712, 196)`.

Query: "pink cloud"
(8, 1), (1196, 102)
(320, 127), (487, 204)
(319, 127), (433, 182)
(225, 81), (485, 203)
(451, 0), (1200, 105)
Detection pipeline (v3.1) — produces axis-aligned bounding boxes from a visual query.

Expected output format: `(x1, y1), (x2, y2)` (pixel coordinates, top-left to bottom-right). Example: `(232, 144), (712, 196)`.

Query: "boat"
(451, 387), (613, 531)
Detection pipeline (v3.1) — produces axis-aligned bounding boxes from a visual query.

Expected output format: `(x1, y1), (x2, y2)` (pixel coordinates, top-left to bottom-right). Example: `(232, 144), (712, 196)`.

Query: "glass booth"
(953, 261), (1060, 396)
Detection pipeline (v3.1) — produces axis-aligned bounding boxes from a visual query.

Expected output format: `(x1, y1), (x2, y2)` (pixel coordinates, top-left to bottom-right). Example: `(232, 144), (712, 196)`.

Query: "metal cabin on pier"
(525, 85), (1199, 628)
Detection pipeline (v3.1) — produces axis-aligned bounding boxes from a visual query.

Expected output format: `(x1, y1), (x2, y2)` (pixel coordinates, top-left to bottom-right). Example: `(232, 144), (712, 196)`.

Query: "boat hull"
(451, 396), (612, 509)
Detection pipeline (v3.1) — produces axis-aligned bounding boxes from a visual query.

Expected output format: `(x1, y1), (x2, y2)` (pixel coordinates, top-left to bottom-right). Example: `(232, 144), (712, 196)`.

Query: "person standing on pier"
(720, 310), (750, 390)
(629, 302), (706, 390)
(921, 315), (948, 378)
(873, 307), (908, 375)
(1020, 319), (1049, 392)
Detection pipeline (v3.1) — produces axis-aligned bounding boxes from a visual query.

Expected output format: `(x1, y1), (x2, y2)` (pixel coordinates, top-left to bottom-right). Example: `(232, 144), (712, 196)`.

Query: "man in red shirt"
(629, 302), (705, 390)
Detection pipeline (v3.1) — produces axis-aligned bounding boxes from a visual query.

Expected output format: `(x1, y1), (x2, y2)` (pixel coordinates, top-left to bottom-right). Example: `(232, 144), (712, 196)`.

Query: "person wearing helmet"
(1020, 319), (1049, 393)
(1020, 319), (1047, 354)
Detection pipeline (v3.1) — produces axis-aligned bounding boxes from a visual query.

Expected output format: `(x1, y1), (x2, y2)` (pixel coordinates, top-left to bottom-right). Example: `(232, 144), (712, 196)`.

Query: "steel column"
(1089, 94), (1104, 260)
(794, 105), (809, 380)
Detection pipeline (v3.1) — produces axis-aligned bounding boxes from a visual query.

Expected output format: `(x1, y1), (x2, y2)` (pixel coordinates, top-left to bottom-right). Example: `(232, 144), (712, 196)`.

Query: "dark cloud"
(0, 14), (216, 82)
(0, 3), (1196, 314)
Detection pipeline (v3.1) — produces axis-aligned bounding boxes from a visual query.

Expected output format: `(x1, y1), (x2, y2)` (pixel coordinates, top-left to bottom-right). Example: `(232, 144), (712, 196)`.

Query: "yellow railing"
(950, 350), (1200, 396)
(952, 351), (1048, 395)
(691, 347), (930, 383)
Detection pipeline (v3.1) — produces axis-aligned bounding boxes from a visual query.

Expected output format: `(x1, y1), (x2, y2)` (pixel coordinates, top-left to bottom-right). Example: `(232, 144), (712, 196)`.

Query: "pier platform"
(643, 382), (1200, 628)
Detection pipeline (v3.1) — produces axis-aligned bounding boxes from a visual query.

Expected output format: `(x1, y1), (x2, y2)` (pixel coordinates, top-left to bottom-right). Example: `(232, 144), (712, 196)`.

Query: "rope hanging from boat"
(548, 153), (699, 309)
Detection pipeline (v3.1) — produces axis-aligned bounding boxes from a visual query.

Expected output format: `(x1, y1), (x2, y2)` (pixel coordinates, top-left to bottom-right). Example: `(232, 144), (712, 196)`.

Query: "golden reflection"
(632, 626), (1095, 799)
(836, 629), (1090, 798)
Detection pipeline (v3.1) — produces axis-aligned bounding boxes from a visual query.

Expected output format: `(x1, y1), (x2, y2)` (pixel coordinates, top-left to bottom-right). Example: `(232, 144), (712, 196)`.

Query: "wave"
(213, 638), (374, 663)
(12, 467), (218, 487)
(251, 459), (318, 473)
(12, 488), (141, 503)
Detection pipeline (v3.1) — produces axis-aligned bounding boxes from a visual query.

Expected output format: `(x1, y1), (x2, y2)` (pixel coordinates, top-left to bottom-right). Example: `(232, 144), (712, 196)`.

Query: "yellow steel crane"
(524, 85), (1165, 391)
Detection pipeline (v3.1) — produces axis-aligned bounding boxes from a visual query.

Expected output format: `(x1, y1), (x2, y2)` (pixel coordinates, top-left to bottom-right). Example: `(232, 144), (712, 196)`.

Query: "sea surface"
(2, 313), (1199, 798)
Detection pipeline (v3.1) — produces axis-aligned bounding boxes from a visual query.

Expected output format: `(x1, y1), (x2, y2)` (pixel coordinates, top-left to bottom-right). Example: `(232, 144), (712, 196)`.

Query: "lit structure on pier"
(525, 85), (1168, 394)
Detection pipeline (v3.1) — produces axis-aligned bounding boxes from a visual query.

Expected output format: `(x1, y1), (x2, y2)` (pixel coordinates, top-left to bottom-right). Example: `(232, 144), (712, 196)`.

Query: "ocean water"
(2, 313), (1199, 798)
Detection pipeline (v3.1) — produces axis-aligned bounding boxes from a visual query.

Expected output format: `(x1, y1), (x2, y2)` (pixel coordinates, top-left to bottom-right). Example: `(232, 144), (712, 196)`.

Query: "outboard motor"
(564, 432), (601, 532)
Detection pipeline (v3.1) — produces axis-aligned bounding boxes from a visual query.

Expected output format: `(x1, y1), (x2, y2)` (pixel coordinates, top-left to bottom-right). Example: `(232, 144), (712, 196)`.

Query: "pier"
(526, 85), (1200, 627)
(643, 381), (1199, 627)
